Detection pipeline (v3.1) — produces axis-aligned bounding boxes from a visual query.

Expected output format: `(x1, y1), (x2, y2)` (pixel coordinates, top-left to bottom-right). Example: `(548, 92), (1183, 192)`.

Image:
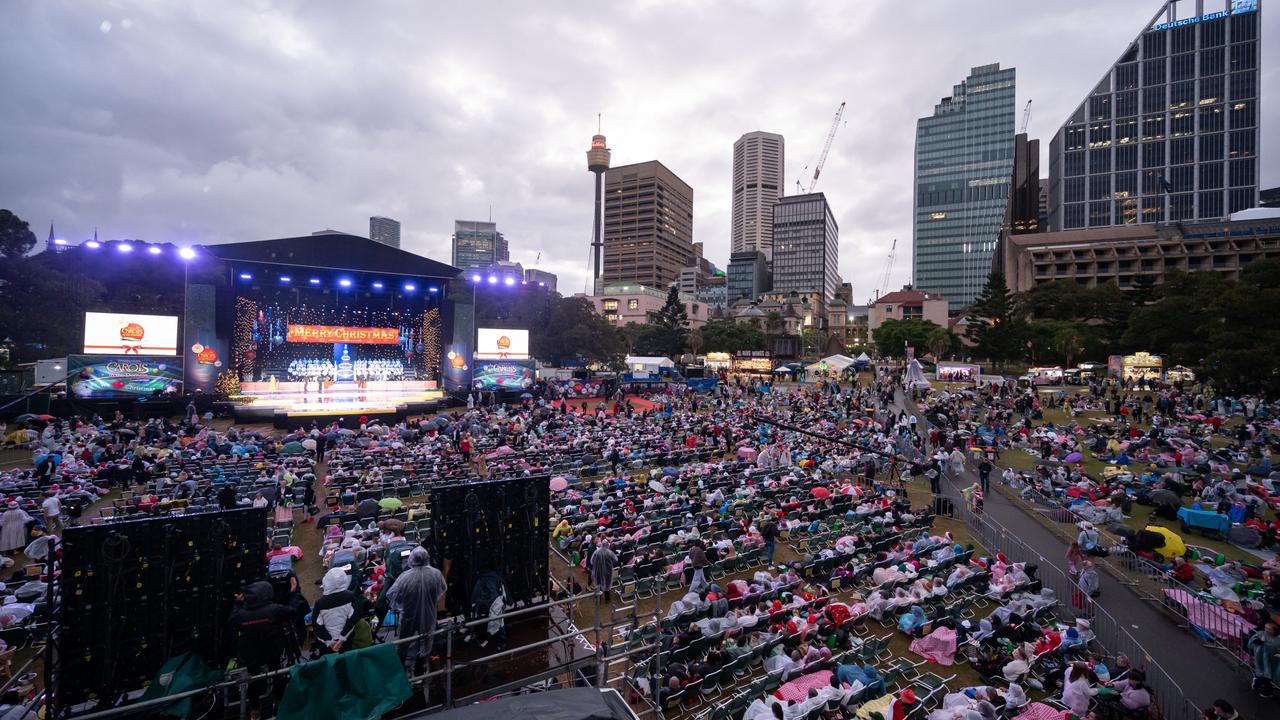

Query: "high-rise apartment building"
(1048, 0), (1261, 230)
(452, 220), (506, 270)
(771, 193), (839, 302)
(731, 131), (785, 260)
(727, 250), (770, 303)
(913, 63), (1017, 311)
(369, 216), (401, 249)
(602, 161), (695, 289)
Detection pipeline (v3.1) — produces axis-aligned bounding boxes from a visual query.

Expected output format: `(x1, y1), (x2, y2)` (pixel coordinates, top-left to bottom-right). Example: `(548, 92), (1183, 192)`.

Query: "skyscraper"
(731, 131), (785, 259)
(602, 160), (695, 289)
(913, 63), (1017, 311)
(452, 220), (506, 270)
(727, 250), (770, 303)
(772, 193), (839, 301)
(1048, 0), (1261, 230)
(369, 216), (401, 248)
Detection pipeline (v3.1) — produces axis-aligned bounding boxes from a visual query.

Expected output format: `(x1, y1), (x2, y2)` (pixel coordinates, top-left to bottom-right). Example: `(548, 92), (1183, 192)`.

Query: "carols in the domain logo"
(105, 361), (154, 375)
(119, 322), (146, 341)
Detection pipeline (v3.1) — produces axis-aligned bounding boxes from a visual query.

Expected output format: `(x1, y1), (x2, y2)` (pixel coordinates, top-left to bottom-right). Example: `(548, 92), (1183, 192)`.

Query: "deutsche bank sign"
(1151, 0), (1255, 32)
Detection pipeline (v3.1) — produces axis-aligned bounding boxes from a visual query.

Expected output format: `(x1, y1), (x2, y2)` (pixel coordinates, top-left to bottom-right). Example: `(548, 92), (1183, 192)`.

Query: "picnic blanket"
(775, 669), (833, 703)
(909, 626), (957, 665)
(1177, 507), (1229, 534)
(1162, 588), (1254, 641)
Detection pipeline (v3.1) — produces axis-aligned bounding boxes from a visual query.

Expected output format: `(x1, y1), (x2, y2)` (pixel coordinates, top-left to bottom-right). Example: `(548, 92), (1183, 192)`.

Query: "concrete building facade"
(867, 288), (950, 335)
(731, 131), (785, 259)
(602, 161), (695, 289)
(771, 193), (839, 302)
(369, 216), (401, 249)
(582, 283), (710, 329)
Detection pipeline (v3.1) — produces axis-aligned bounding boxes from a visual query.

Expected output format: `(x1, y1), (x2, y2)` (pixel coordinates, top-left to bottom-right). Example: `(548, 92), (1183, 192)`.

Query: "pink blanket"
(1163, 589), (1254, 640)
(909, 626), (958, 665)
(775, 670), (833, 703)
(1015, 702), (1067, 720)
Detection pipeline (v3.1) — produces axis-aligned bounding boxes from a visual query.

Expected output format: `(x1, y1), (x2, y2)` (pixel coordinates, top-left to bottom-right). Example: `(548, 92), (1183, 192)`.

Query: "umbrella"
(662, 467), (679, 477)
(301, 438), (317, 451)
(811, 486), (831, 499)
(520, 392), (533, 398)
(280, 441), (305, 455)
(1145, 525), (1186, 558)
(378, 497), (403, 511)
(648, 480), (668, 493)
(36, 415), (55, 421)
(1147, 489), (1180, 507)
(549, 477), (568, 492)
(1064, 452), (1083, 463)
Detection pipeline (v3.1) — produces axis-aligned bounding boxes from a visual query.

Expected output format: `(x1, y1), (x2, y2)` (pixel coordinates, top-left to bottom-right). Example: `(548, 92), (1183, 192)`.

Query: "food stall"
(1109, 351), (1163, 381)
(1019, 367), (1063, 386)
(704, 352), (732, 371)
(733, 350), (773, 376)
(1166, 364), (1196, 382)
(935, 362), (981, 384)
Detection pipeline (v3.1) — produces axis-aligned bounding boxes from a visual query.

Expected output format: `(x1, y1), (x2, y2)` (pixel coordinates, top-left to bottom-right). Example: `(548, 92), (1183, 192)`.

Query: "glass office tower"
(913, 63), (1017, 312)
(1048, 0), (1261, 230)
(772, 193), (839, 301)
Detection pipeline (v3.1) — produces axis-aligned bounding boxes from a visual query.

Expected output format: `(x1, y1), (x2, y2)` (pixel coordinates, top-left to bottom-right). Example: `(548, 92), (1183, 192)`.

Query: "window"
(1115, 91), (1138, 118)
(1231, 11), (1257, 41)
(1116, 63), (1139, 90)
(1064, 151), (1086, 177)
(1230, 100), (1255, 128)
(1229, 188), (1254, 214)
(1089, 148), (1110, 173)
(1064, 176), (1086, 203)
(1230, 70), (1256, 100)
(1200, 47), (1224, 75)
(1170, 138), (1194, 165)
(1200, 104), (1224, 133)
(1141, 114), (1165, 140)
(1201, 18), (1226, 47)
(1089, 175), (1111, 200)
(1170, 53), (1195, 82)
(1169, 81), (1194, 109)
(1142, 86), (1165, 114)
(1230, 42), (1256, 71)
(1141, 196), (1164, 222)
(1199, 133), (1224, 161)
(1115, 118), (1138, 144)
(1089, 95), (1111, 121)
(1064, 125), (1086, 150)
(1142, 141), (1165, 168)
(1229, 158), (1254, 187)
(1229, 130), (1255, 158)
(1200, 75), (1224, 104)
(627, 299), (639, 310)
(1171, 25), (1195, 54)
(1142, 31), (1166, 57)
(1088, 122), (1111, 147)
(601, 299), (618, 311)
(1199, 191), (1223, 218)
(1116, 144), (1138, 170)
(1114, 172), (1137, 198)
(1089, 201), (1111, 227)
(1142, 170), (1166, 195)
(1200, 161), (1223, 189)
(1168, 165), (1193, 192)
(1142, 58), (1166, 87)
(1064, 204), (1086, 229)
(1170, 112), (1194, 137)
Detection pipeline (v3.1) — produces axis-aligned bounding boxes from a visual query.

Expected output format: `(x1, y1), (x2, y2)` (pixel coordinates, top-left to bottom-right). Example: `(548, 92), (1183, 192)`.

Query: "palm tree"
(926, 326), (951, 360)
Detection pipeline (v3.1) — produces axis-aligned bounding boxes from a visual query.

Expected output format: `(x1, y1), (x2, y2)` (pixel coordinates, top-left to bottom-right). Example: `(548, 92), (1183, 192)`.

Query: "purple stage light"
(178, 246), (195, 259)
(117, 243), (133, 253)
(239, 272), (252, 280)
(85, 241), (101, 249)
(147, 245), (162, 255)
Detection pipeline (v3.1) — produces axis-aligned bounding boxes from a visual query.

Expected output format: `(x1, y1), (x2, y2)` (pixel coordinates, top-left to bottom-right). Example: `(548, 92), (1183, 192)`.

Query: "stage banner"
(67, 355), (183, 399)
(184, 283), (225, 393)
(286, 325), (399, 344)
(472, 360), (536, 391)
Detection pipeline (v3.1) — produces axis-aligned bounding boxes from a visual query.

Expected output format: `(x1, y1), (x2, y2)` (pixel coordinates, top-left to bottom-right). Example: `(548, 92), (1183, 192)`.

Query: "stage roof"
(203, 233), (460, 279)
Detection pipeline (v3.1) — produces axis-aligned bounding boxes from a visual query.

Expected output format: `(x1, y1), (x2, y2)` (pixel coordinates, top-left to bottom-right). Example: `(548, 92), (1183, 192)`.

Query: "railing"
(939, 469), (1204, 720)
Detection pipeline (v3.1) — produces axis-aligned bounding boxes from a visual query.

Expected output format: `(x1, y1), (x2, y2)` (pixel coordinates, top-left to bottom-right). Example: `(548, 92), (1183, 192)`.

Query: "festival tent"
(805, 354), (856, 372)
(624, 356), (674, 373)
(903, 359), (930, 388)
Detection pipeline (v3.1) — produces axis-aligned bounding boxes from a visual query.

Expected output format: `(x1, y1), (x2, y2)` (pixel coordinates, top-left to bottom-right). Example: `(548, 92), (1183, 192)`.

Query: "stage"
(233, 379), (446, 426)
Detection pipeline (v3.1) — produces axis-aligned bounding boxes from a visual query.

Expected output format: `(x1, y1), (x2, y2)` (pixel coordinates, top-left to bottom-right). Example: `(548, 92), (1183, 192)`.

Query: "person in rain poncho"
(311, 567), (359, 654)
(387, 547), (447, 673)
(589, 540), (618, 600)
(0, 503), (31, 554)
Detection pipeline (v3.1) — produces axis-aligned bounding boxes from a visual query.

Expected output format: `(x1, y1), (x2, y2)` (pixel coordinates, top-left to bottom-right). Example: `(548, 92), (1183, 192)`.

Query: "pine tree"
(965, 270), (1025, 370)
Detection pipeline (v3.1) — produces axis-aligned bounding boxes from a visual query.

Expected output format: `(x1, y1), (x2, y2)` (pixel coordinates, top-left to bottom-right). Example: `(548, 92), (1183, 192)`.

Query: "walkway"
(894, 389), (1269, 717)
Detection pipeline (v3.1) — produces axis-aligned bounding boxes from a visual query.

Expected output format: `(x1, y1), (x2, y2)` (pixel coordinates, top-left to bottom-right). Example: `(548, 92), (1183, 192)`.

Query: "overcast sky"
(2, 1), (1275, 302)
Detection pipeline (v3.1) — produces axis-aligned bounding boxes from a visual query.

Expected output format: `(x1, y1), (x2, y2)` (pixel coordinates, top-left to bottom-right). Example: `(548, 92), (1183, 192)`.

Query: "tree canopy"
(698, 319), (765, 354)
(873, 319), (954, 359)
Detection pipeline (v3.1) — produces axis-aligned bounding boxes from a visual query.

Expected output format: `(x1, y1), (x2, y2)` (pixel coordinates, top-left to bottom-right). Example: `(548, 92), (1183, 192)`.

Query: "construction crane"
(875, 238), (897, 300)
(1020, 99), (1032, 133)
(803, 101), (846, 193)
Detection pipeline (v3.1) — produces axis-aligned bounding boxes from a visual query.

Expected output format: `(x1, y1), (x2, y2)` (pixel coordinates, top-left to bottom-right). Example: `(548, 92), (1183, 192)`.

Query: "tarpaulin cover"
(276, 643), (411, 720)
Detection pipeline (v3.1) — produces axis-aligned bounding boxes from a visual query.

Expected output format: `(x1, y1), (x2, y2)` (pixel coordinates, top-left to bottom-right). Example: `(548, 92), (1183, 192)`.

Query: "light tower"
(587, 119), (610, 291)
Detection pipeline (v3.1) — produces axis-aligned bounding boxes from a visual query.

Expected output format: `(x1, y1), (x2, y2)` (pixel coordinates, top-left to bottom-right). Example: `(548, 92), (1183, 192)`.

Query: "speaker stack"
(430, 475), (549, 616)
(56, 507), (267, 709)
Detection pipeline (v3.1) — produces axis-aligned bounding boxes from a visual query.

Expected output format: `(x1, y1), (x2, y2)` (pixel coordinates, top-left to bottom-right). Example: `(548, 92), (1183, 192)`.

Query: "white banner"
(475, 328), (529, 359)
